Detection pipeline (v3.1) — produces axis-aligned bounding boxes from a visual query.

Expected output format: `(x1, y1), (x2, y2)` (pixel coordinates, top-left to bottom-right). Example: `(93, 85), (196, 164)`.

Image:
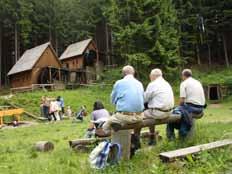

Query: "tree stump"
(35, 141), (54, 152)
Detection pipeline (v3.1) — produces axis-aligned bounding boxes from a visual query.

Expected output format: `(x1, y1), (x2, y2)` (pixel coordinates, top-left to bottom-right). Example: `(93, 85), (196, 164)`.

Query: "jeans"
(167, 104), (203, 139)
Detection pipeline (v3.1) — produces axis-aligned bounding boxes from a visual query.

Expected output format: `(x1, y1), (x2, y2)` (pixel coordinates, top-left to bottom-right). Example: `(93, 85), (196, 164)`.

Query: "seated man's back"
(180, 77), (205, 106)
(111, 74), (144, 112)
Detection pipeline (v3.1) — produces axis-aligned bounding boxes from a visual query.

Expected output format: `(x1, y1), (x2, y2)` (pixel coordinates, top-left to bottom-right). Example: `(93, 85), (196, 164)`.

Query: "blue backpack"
(89, 141), (121, 169)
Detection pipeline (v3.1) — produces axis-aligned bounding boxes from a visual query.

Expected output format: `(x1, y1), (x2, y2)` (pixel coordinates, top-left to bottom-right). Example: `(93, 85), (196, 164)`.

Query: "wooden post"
(49, 67), (52, 84)
(58, 68), (61, 81)
(15, 114), (20, 122)
(111, 130), (132, 160)
(0, 116), (3, 125)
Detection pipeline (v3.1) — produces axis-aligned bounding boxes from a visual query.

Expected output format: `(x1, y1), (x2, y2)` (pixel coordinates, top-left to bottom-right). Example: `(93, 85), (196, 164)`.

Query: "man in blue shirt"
(103, 65), (144, 133)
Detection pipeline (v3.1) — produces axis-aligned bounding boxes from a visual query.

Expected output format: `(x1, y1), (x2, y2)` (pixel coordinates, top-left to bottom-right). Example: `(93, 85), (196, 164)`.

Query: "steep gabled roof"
(8, 42), (58, 76)
(59, 38), (92, 60)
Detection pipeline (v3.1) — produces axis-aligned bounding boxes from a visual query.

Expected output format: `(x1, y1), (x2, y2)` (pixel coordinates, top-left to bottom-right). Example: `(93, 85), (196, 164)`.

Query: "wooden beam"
(69, 137), (110, 148)
(111, 113), (203, 131)
(111, 115), (181, 131)
(159, 139), (232, 162)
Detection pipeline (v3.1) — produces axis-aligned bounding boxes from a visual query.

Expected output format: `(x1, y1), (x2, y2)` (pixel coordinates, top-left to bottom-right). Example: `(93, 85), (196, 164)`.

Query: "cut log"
(111, 113), (203, 131)
(111, 115), (181, 131)
(35, 141), (54, 152)
(159, 139), (232, 162)
(69, 137), (110, 148)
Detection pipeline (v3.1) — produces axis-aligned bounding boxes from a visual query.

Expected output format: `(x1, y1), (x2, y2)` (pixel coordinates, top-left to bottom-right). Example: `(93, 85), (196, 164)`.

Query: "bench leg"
(112, 130), (132, 160)
(187, 119), (195, 138)
(15, 115), (20, 122)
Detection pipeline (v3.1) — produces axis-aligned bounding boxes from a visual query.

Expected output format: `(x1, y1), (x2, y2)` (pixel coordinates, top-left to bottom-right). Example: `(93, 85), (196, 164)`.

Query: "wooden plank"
(160, 139), (232, 162)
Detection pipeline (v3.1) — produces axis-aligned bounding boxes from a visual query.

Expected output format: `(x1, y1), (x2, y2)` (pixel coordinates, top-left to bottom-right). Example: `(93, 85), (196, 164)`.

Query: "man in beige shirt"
(135, 69), (174, 145)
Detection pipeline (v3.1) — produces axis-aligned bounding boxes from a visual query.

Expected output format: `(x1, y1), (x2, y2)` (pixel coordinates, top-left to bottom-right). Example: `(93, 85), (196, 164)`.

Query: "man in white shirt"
(135, 69), (174, 145)
(167, 69), (206, 140)
(179, 69), (205, 106)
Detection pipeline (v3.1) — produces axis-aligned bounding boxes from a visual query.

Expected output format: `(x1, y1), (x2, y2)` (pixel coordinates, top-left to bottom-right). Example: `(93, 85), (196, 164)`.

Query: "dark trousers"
(43, 106), (50, 119)
(167, 104), (203, 139)
(49, 112), (57, 121)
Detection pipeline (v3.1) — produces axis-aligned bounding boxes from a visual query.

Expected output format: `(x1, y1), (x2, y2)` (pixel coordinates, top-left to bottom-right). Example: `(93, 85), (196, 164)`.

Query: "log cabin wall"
(62, 55), (84, 70)
(31, 46), (61, 84)
(9, 71), (32, 88)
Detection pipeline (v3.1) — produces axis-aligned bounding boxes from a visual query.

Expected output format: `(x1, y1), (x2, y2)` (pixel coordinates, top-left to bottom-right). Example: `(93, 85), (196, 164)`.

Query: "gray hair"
(182, 69), (192, 77)
(122, 65), (135, 75)
(150, 68), (163, 77)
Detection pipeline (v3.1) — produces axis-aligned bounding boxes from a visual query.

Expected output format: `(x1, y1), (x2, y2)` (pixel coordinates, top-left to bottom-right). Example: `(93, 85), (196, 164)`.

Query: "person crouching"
(85, 101), (110, 138)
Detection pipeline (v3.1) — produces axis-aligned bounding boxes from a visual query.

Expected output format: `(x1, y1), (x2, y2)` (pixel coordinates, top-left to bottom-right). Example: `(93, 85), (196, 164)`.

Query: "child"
(66, 106), (72, 117)
(49, 100), (61, 121)
(76, 105), (87, 122)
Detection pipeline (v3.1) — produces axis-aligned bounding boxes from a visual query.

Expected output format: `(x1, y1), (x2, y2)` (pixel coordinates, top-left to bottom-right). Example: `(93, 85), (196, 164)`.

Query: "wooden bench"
(0, 108), (24, 126)
(111, 113), (204, 160)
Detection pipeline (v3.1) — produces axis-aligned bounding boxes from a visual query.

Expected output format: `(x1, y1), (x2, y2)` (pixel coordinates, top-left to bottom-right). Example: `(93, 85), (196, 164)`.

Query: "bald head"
(150, 68), (162, 81)
(182, 69), (192, 80)
(122, 65), (135, 76)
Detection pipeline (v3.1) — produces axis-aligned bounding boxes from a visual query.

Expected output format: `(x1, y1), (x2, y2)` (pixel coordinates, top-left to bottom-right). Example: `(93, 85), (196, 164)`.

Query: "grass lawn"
(0, 86), (232, 174)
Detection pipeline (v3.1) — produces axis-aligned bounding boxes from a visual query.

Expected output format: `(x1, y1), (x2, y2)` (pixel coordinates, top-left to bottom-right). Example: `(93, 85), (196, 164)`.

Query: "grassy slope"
(0, 67), (232, 174)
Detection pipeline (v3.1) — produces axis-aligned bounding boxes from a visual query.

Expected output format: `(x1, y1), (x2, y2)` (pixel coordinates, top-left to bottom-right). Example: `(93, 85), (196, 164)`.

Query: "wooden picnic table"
(0, 108), (24, 125)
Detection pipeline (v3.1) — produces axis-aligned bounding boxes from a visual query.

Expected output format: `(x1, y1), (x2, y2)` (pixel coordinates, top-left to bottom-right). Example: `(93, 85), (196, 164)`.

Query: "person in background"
(103, 65), (144, 134)
(43, 96), (50, 120)
(134, 69), (174, 146)
(49, 100), (61, 121)
(66, 106), (72, 118)
(76, 105), (87, 122)
(40, 96), (45, 117)
(85, 101), (110, 138)
(57, 96), (64, 119)
(166, 69), (206, 140)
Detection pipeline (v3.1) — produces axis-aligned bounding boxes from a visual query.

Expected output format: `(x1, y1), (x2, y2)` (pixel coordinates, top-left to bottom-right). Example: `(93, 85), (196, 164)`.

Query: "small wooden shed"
(60, 39), (99, 83)
(8, 42), (62, 88)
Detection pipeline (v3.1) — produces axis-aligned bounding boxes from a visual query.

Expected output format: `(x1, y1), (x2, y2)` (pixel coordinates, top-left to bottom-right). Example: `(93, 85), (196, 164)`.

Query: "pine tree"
(105, 0), (181, 78)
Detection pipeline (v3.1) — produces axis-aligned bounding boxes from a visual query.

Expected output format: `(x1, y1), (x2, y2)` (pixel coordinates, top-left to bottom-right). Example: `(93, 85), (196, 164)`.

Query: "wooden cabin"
(60, 38), (99, 83)
(8, 42), (62, 88)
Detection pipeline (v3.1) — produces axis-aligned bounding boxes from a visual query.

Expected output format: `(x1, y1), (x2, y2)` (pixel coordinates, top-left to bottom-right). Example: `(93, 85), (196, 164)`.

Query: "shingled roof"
(59, 38), (92, 60)
(8, 42), (52, 76)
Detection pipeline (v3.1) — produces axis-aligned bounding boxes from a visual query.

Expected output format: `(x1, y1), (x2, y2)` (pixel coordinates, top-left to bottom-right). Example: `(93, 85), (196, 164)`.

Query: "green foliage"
(0, 0), (106, 53)
(105, 0), (182, 76)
